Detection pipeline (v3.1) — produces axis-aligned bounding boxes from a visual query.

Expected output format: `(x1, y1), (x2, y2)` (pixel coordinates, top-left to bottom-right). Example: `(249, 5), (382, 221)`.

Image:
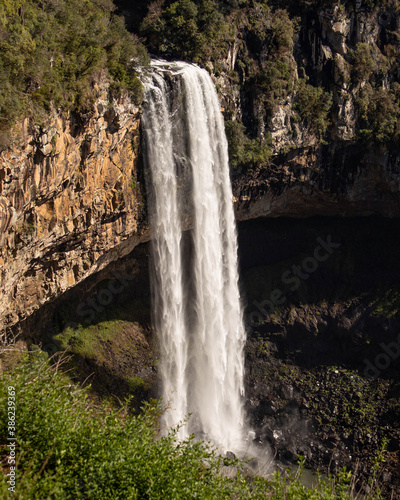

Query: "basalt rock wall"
(0, 84), (148, 333)
(4, 1), (400, 333)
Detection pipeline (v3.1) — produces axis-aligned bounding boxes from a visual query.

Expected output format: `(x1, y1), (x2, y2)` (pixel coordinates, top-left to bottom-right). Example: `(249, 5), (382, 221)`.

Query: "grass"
(50, 317), (156, 406)
(55, 320), (127, 361)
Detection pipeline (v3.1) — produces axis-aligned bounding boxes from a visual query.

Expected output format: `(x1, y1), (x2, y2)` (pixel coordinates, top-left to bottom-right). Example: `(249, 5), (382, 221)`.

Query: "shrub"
(255, 60), (296, 113)
(225, 120), (272, 171)
(351, 43), (382, 83)
(356, 82), (400, 143)
(140, 0), (232, 62)
(294, 79), (333, 140)
(0, 349), (239, 498)
(242, 4), (298, 119)
(270, 8), (297, 53)
(0, 0), (149, 133)
(0, 348), (383, 498)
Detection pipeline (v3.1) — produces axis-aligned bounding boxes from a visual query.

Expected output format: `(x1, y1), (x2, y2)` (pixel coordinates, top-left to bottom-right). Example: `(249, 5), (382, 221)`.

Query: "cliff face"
(233, 142), (400, 220)
(224, 2), (400, 220)
(0, 84), (148, 332)
(3, 2), (400, 330)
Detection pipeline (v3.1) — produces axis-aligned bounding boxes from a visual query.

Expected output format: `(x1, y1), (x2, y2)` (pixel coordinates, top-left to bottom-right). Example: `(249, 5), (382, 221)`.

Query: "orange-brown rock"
(0, 86), (149, 332)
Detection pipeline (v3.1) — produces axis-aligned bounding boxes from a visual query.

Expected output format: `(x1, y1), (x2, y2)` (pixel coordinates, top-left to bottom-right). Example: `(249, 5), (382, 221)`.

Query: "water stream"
(142, 60), (246, 453)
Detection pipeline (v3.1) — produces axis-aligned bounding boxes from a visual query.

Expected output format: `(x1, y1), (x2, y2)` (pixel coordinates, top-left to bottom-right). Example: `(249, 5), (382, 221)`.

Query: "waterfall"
(142, 60), (246, 452)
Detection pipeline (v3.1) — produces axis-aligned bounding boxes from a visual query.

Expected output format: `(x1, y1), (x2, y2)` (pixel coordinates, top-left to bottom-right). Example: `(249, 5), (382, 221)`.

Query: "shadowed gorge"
(9, 216), (400, 494)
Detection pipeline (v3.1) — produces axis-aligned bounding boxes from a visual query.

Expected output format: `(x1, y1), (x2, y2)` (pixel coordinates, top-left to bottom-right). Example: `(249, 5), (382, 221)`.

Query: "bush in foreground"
(0, 348), (386, 498)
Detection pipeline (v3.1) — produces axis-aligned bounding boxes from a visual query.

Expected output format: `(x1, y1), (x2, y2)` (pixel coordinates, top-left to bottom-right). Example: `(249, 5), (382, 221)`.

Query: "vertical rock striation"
(0, 84), (148, 332)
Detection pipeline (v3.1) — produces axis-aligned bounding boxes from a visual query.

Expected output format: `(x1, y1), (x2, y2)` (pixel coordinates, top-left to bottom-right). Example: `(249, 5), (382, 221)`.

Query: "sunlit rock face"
(0, 84), (148, 331)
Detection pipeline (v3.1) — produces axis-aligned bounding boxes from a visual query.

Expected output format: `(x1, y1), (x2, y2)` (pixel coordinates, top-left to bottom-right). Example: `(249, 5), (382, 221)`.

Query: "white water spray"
(143, 60), (246, 452)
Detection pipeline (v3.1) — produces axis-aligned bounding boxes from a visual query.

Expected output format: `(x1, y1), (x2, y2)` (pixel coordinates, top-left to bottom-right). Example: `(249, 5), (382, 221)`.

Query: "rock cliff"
(3, 1), (400, 332)
(224, 2), (400, 220)
(0, 83), (148, 332)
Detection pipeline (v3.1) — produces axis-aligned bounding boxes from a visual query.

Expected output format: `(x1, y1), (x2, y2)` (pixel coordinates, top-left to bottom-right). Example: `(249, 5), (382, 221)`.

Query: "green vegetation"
(0, 349), (386, 499)
(2, 0), (400, 157)
(356, 83), (400, 143)
(51, 315), (154, 405)
(140, 0), (233, 62)
(349, 40), (400, 143)
(0, 349), (235, 499)
(369, 288), (400, 318)
(136, 0), (400, 151)
(55, 320), (130, 362)
(225, 120), (272, 172)
(5, 0), (398, 158)
(351, 43), (381, 84)
(254, 60), (296, 114)
(243, 5), (297, 115)
(0, 0), (148, 138)
(294, 79), (333, 140)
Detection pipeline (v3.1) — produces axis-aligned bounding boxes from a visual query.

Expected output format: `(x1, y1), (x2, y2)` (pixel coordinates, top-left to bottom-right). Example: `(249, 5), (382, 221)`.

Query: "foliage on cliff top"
(138, 0), (400, 151)
(140, 0), (234, 61)
(0, 0), (148, 139)
(0, 347), (383, 499)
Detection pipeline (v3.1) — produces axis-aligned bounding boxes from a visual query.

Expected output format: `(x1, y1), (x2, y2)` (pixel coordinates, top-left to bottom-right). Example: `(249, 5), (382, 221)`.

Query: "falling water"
(142, 60), (246, 452)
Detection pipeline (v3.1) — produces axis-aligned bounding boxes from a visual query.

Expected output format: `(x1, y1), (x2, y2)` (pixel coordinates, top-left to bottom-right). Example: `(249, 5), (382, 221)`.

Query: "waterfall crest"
(143, 60), (246, 452)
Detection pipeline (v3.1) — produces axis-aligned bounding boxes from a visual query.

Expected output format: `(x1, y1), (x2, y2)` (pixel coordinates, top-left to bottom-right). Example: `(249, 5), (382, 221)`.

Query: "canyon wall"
(223, 2), (400, 220)
(3, 1), (400, 332)
(0, 84), (148, 332)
